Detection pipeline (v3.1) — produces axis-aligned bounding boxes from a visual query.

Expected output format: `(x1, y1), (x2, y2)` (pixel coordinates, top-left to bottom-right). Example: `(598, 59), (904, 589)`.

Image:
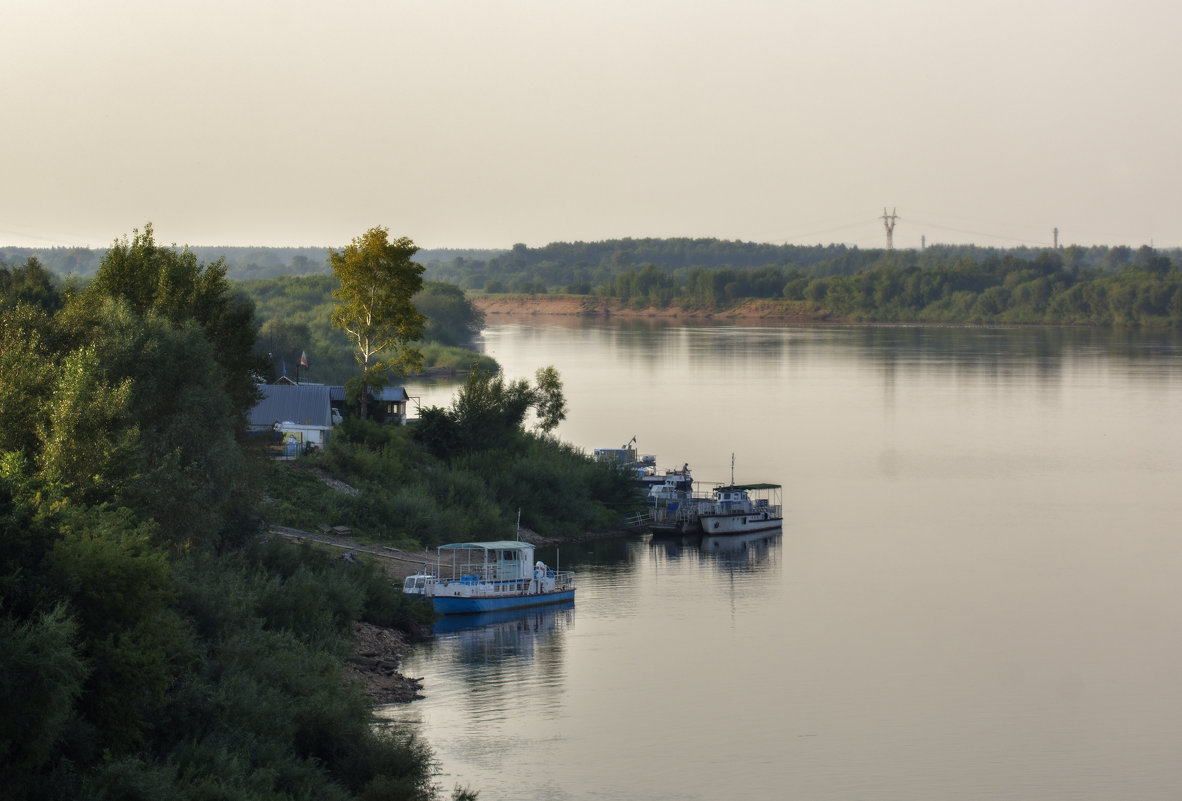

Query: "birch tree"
(329, 227), (426, 418)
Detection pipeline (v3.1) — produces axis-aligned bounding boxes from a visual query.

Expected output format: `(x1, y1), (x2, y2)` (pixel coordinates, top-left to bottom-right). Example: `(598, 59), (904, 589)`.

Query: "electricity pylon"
(882, 207), (898, 250)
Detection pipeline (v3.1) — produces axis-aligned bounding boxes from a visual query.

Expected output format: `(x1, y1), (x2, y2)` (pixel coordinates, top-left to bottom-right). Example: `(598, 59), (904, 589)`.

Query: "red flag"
(300, 351), (309, 368)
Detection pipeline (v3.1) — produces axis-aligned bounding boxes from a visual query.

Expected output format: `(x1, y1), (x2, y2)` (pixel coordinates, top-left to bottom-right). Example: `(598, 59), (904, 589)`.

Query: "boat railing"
(449, 564), (499, 584)
(439, 567), (575, 595)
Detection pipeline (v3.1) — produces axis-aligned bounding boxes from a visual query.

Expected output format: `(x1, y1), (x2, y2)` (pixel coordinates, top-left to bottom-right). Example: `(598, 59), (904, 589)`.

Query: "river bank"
(473, 294), (835, 323)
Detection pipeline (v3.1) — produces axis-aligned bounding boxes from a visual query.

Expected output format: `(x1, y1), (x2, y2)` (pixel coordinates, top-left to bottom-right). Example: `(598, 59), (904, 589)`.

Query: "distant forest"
(426, 239), (1182, 327)
(7, 237), (1182, 326)
(0, 245), (502, 281)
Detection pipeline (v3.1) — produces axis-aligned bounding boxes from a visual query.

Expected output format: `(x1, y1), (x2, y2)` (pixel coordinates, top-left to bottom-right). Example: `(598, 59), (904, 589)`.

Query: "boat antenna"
(730, 453), (735, 487)
(516, 508), (521, 541)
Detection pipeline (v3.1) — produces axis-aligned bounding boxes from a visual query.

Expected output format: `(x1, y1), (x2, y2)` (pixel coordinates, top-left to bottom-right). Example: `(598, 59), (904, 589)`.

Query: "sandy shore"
(473, 294), (835, 323)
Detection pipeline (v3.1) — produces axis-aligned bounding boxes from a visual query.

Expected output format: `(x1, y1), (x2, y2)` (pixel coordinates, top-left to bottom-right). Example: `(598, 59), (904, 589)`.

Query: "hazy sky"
(3, 0), (1179, 251)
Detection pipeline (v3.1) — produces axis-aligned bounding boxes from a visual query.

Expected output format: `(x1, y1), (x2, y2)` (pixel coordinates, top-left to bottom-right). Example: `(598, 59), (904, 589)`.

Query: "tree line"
(419, 238), (1180, 298)
(588, 249), (1182, 327)
(784, 251), (1182, 326)
(15, 236), (1180, 327)
(1, 244), (504, 282)
(417, 239), (1182, 327)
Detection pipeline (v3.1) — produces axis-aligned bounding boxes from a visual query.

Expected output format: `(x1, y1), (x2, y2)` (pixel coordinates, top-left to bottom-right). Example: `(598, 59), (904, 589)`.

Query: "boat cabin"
(434, 540), (537, 583)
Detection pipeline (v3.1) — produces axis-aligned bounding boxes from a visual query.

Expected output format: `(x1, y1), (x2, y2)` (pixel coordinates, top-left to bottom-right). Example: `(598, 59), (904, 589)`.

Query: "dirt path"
(269, 524), (429, 580)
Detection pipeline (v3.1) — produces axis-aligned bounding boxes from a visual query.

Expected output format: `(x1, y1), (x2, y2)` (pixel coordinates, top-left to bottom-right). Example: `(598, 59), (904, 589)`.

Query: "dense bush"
(262, 383), (637, 548)
(0, 227), (442, 801)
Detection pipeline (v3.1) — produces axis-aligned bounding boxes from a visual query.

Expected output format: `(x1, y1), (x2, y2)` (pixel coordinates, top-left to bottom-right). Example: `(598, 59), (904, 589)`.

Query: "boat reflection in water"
(429, 601), (575, 664)
(700, 530), (782, 567)
(648, 530), (782, 571)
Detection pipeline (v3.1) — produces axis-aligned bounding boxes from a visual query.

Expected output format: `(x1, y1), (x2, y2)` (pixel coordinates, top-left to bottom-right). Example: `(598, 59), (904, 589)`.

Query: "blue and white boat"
(402, 540), (575, 615)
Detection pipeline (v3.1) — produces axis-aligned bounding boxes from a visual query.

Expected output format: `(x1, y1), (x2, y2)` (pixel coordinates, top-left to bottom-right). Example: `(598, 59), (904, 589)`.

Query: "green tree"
(47, 503), (184, 754)
(49, 297), (253, 547)
(532, 366), (567, 433)
(415, 281), (485, 346)
(329, 227), (426, 418)
(0, 605), (87, 792)
(0, 305), (59, 459)
(86, 223), (261, 423)
(0, 257), (61, 313)
(415, 365), (567, 459)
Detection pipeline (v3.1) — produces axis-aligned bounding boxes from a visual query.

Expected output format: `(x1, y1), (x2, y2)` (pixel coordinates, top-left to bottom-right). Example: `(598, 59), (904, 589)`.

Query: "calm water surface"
(388, 322), (1182, 800)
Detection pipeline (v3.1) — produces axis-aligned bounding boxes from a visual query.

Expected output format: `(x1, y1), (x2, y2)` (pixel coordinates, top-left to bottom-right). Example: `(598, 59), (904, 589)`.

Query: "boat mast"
(730, 453), (735, 487)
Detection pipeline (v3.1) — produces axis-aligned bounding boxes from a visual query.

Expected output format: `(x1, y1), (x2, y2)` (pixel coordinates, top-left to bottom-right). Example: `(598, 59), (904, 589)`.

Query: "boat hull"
(431, 600), (575, 634)
(430, 588), (576, 615)
(698, 512), (782, 536)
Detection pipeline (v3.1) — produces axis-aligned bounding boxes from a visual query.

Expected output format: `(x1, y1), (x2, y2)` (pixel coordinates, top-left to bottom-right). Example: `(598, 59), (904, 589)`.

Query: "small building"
(373, 386), (412, 425)
(324, 385), (414, 425)
(248, 383), (336, 458)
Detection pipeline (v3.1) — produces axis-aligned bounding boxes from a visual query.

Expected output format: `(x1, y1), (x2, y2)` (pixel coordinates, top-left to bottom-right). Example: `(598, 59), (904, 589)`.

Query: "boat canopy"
(437, 541), (531, 553)
(722, 483), (782, 491)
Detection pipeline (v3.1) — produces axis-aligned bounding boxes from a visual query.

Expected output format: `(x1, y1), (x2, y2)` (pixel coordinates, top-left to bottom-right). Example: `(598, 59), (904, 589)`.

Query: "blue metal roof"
(249, 384), (332, 428)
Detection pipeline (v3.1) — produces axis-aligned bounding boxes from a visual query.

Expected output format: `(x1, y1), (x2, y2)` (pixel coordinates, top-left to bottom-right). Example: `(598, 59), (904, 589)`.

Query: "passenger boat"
(402, 540), (575, 615)
(697, 483), (783, 536)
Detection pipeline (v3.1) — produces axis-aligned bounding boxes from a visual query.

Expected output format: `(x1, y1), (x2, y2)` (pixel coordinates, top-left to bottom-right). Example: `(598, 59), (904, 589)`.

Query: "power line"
(905, 218), (1052, 248)
(777, 218), (880, 244)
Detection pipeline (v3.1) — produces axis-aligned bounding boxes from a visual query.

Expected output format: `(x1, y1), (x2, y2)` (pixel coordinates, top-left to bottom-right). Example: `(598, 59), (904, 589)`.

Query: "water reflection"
(426, 602), (574, 665)
(647, 530), (782, 573)
(398, 604), (575, 723)
(479, 320), (1182, 385)
(700, 531), (782, 569)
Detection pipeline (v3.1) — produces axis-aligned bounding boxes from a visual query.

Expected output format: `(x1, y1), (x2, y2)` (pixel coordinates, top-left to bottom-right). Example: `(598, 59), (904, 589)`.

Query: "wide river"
(386, 320), (1182, 800)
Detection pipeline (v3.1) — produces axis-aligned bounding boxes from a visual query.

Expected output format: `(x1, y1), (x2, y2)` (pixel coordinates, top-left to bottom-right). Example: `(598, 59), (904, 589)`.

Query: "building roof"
(323, 386), (407, 404)
(374, 386), (409, 403)
(249, 384), (333, 428)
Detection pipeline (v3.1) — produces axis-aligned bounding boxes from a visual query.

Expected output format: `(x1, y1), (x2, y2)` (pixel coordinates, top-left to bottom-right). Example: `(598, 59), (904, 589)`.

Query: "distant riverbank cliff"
(472, 294), (835, 323)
